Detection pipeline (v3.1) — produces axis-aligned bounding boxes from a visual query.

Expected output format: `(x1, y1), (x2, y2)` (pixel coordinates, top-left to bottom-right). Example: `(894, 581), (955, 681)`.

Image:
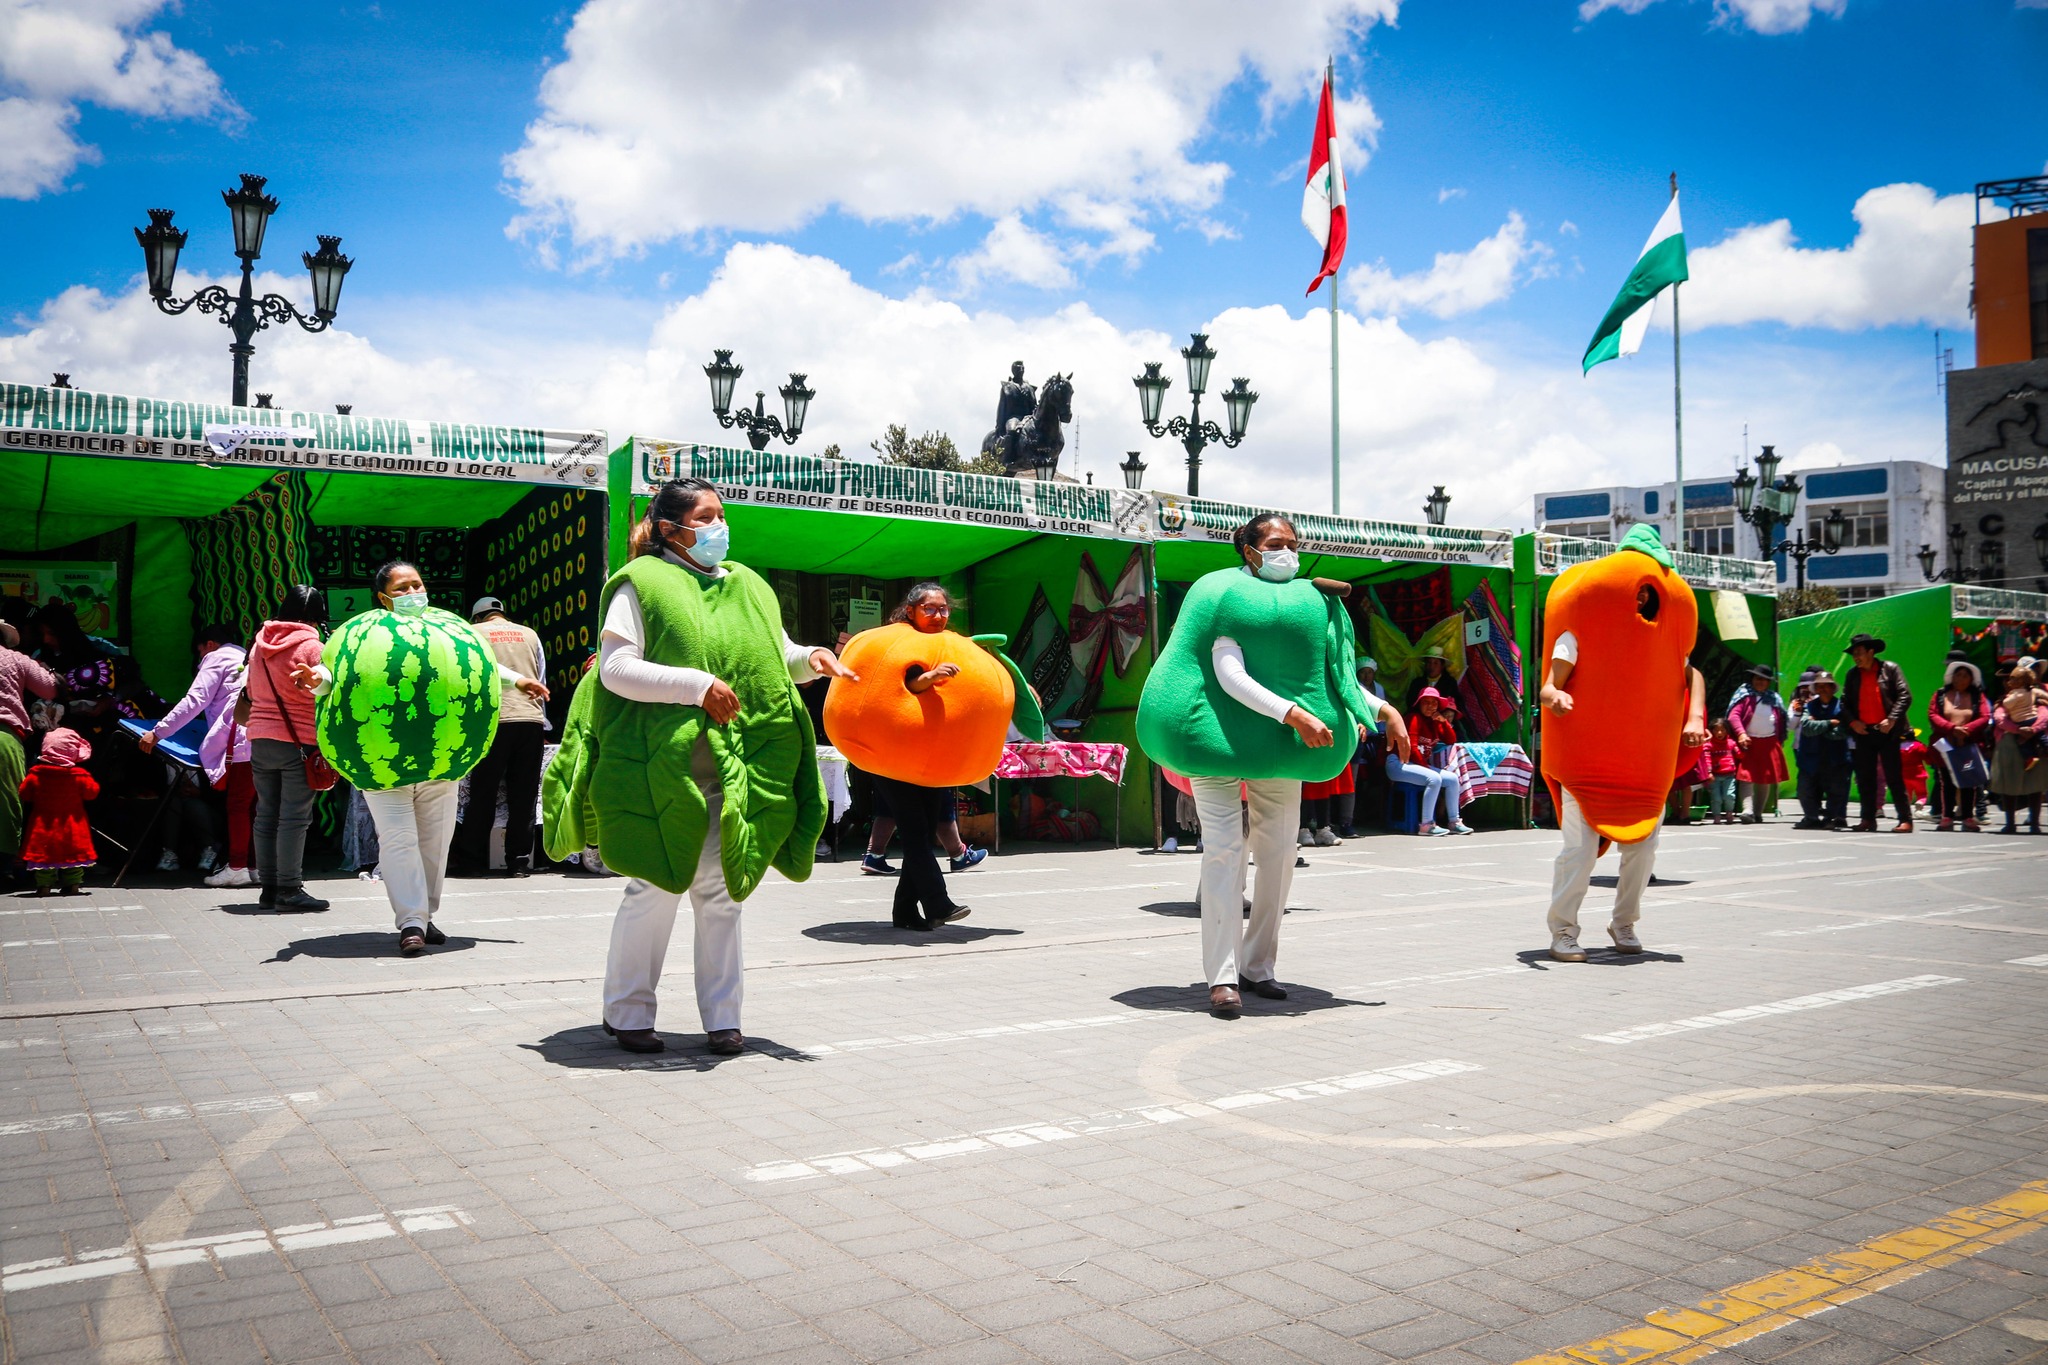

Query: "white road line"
(1, 933), (173, 948)
(1584, 975), (1962, 1046)
(2007, 954), (2048, 968)
(1763, 906), (1997, 937)
(743, 1058), (1481, 1183)
(0, 904), (146, 917)
(0, 1091), (322, 1137)
(1, 1205), (470, 1293)
(0, 1020), (223, 1051)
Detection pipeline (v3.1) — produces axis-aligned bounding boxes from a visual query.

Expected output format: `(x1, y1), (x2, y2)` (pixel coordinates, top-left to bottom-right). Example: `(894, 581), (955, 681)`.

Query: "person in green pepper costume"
(543, 478), (852, 1056)
(1136, 513), (1377, 1019)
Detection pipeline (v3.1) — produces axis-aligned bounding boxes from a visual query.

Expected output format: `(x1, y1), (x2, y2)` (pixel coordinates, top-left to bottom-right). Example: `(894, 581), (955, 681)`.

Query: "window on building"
(1830, 585), (1889, 605)
(1685, 510), (1736, 557)
(1544, 520), (1611, 541)
(1813, 500), (1887, 548)
(2030, 228), (2048, 361)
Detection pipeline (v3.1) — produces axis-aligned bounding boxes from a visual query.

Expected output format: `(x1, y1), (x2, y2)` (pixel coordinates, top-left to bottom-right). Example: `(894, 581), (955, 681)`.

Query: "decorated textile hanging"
(1455, 579), (1521, 738)
(1068, 547), (1148, 679)
(182, 472), (312, 648)
(1372, 568), (1453, 639)
(470, 488), (607, 712)
(1014, 584), (1076, 720)
(1368, 612), (1466, 706)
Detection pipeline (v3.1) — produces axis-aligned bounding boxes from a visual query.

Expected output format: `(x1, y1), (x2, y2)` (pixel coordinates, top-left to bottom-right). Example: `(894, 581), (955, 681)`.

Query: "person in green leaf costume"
(542, 478), (851, 1057)
(1136, 513), (1377, 1019)
(302, 561), (500, 957)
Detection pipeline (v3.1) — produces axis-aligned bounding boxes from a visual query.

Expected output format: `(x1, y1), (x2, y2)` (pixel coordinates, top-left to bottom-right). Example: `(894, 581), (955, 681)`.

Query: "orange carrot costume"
(1540, 524), (1703, 845)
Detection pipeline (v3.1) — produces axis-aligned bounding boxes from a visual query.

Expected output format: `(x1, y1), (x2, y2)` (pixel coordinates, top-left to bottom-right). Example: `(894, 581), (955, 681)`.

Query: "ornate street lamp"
(703, 350), (813, 451)
(1423, 485), (1451, 527)
(1780, 505), (1846, 590)
(1730, 445), (1801, 559)
(1921, 521), (1985, 584)
(134, 175), (352, 406)
(1133, 333), (1256, 496)
(1119, 450), (1148, 490)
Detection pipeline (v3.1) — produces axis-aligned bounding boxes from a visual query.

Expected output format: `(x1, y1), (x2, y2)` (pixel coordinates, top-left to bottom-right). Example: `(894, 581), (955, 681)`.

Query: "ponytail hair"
(639, 477), (719, 558)
(888, 581), (950, 624)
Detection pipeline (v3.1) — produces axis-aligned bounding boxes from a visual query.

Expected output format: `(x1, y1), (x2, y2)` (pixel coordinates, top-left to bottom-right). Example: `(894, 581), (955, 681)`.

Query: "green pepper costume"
(542, 555), (826, 899)
(317, 606), (500, 792)
(1136, 568), (1377, 782)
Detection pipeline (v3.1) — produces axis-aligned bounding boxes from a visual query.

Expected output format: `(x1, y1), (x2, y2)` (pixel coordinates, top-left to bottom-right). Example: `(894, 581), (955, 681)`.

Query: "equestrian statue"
(980, 360), (1074, 477)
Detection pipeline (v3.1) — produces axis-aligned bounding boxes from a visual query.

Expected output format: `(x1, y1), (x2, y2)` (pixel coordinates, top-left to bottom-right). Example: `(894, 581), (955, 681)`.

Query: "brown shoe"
(1853, 820), (1878, 832)
(706, 1029), (745, 1055)
(603, 1021), (664, 1054)
(1208, 985), (1242, 1019)
(1891, 822), (1913, 834)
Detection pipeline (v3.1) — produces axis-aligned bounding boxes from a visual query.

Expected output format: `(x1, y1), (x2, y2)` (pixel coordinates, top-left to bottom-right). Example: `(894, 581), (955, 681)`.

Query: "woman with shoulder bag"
(243, 585), (331, 912)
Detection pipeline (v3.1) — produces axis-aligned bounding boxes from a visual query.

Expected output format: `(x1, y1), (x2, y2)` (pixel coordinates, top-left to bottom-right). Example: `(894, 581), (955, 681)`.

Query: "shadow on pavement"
(1513, 946), (1685, 969)
(522, 1025), (817, 1072)
(263, 932), (515, 962)
(801, 921), (1024, 945)
(1589, 874), (1692, 887)
(1110, 982), (1382, 1016)
(1138, 899), (1199, 918)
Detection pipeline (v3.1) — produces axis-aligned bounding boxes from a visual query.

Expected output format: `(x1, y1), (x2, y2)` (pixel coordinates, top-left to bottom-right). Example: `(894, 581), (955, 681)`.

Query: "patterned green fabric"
(543, 555), (824, 899)
(471, 487), (607, 707)
(317, 606), (500, 791)
(181, 472), (312, 647)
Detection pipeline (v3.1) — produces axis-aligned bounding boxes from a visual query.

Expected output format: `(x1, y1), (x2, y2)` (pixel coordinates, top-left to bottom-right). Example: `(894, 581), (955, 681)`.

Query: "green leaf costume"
(542, 556), (826, 899)
(317, 607), (500, 792)
(1136, 568), (1376, 782)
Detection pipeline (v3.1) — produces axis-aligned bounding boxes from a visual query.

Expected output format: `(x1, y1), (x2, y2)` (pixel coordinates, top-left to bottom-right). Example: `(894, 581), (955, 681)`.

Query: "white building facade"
(1532, 460), (1945, 602)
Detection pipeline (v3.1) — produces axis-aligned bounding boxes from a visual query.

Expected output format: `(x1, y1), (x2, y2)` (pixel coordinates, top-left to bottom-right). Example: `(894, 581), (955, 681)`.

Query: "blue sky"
(2, 0), (2043, 527)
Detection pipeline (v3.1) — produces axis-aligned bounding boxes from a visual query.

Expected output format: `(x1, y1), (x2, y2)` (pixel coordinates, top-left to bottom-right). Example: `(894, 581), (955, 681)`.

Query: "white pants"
(362, 781), (459, 932)
(602, 796), (743, 1033)
(1547, 788), (1659, 938)
(1190, 776), (1299, 987)
(1386, 754), (1460, 826)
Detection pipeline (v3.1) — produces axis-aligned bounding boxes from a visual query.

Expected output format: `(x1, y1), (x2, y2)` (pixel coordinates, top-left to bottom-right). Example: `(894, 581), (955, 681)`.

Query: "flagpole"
(1328, 57), (1342, 516)
(1670, 172), (1684, 554)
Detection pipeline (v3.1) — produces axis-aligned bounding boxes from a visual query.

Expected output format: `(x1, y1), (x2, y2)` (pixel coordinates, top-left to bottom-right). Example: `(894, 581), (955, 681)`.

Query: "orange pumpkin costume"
(823, 624), (1043, 788)
(1540, 525), (1703, 845)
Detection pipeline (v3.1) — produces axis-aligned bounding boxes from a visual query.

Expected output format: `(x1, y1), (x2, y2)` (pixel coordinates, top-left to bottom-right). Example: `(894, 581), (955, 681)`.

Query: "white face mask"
(1255, 547), (1299, 583)
(671, 518), (730, 570)
(389, 590), (429, 616)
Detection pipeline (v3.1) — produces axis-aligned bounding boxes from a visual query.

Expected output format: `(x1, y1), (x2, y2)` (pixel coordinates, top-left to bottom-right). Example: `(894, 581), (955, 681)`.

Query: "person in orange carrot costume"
(1539, 524), (1707, 962)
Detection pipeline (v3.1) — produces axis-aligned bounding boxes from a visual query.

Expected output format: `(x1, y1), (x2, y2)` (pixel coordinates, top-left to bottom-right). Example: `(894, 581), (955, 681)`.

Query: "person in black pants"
(873, 775), (968, 930)
(1843, 632), (1913, 832)
(454, 599), (552, 876)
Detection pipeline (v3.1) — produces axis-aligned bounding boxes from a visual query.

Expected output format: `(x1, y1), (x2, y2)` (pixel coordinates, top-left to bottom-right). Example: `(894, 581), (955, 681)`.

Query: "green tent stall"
(623, 439), (1157, 845)
(1, 378), (611, 720)
(1511, 533), (1781, 821)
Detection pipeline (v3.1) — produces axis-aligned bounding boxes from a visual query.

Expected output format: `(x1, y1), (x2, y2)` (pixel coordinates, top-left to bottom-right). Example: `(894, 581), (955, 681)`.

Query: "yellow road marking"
(1516, 1180), (2048, 1365)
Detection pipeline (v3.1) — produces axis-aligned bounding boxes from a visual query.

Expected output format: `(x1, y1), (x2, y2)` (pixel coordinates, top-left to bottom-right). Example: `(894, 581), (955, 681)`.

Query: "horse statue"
(981, 371), (1074, 476)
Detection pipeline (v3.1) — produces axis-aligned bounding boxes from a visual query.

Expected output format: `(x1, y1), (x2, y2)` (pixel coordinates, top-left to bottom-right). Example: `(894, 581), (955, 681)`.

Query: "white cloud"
(1333, 90), (1381, 174)
(0, 0), (236, 198)
(950, 215), (1077, 293)
(503, 0), (1398, 263)
(1344, 212), (1551, 319)
(1684, 182), (1972, 331)
(0, 241), (1943, 535)
(1437, 187), (1466, 204)
(1578, 0), (1845, 33)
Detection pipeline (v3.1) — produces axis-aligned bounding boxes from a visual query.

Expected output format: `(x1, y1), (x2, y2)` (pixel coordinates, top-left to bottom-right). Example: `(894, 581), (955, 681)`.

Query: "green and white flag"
(1582, 194), (1688, 373)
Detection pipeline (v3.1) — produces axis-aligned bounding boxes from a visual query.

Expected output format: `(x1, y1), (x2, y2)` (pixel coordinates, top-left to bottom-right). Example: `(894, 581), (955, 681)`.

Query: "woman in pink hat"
(1393, 686), (1470, 836)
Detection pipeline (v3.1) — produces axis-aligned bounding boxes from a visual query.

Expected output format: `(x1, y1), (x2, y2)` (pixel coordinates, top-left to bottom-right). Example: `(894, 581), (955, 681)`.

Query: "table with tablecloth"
(1448, 742), (1535, 804)
(990, 741), (1129, 847)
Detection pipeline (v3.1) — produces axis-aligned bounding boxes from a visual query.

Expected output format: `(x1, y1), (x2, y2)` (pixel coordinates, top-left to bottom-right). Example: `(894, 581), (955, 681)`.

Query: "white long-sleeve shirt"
(598, 572), (821, 706)
(1212, 637), (1294, 722)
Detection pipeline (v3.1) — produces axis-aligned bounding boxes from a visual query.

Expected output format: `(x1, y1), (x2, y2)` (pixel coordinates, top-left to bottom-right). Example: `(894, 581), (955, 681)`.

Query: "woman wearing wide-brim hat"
(1927, 659), (1990, 832)
(1727, 663), (1789, 824)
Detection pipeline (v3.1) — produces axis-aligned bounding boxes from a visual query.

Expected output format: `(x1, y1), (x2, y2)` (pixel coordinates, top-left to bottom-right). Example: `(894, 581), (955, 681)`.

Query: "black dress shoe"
(422, 921), (447, 945)
(603, 1021), (665, 1053)
(1237, 976), (1288, 999)
(272, 887), (329, 913)
(706, 1029), (745, 1055)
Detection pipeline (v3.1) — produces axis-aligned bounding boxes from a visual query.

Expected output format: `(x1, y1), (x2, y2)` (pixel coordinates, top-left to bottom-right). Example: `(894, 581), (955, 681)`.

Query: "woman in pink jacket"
(139, 624), (253, 886)
(243, 587), (330, 911)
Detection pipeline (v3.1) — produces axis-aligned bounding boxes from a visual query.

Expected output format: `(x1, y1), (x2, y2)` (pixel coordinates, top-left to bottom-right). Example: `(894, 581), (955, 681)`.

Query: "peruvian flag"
(1302, 68), (1347, 296)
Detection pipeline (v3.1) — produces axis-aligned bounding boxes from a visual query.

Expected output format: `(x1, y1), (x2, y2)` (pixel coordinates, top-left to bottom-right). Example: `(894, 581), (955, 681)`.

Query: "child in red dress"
(19, 728), (98, 896)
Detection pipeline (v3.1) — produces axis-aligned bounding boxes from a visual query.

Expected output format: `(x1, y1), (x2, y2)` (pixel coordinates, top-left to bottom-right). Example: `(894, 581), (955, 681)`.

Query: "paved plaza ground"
(3, 820), (2047, 1364)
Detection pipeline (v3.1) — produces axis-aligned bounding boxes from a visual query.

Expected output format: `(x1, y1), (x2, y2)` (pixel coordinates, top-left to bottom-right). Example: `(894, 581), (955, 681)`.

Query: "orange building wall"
(1974, 212), (2045, 367)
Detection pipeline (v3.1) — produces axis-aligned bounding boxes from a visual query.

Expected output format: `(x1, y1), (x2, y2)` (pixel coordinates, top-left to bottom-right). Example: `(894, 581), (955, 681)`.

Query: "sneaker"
(1608, 923), (1644, 954)
(196, 847), (219, 873)
(1297, 827), (1314, 847)
(1161, 837), (1178, 853)
(203, 865), (252, 888)
(1336, 826), (1356, 838)
(1424, 825), (1451, 838)
(949, 846), (989, 873)
(1448, 822), (1476, 835)
(154, 850), (180, 873)
(1550, 933), (1588, 963)
(1313, 826), (1337, 847)
(860, 853), (896, 876)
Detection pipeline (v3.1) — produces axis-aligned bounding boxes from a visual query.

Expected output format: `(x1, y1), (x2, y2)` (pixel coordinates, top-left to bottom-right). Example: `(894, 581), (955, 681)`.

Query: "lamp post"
(1119, 450), (1148, 490)
(1918, 522), (1984, 584)
(1422, 485), (1451, 527)
(1779, 506), (1847, 590)
(703, 350), (814, 451)
(1132, 332), (1257, 497)
(134, 174), (352, 406)
(1730, 444), (1801, 560)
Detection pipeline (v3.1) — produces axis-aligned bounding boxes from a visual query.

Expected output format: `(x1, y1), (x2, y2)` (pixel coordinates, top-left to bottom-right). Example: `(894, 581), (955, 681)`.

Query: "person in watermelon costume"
(297, 561), (500, 956)
(1537, 523), (1708, 963)
(1136, 513), (1377, 1019)
(542, 478), (851, 1057)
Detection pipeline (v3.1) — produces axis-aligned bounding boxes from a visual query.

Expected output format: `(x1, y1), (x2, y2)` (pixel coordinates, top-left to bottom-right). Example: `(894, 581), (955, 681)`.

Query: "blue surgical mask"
(681, 518), (730, 570)
(390, 590), (429, 616)
(1255, 547), (1299, 583)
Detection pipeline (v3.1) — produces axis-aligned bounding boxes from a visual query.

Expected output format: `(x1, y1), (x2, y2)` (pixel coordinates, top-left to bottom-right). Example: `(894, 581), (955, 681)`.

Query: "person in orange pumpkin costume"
(1539, 525), (1708, 962)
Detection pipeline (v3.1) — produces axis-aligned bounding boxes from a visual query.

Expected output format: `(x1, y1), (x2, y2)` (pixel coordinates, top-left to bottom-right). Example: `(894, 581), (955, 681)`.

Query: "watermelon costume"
(1137, 568), (1376, 782)
(317, 607), (501, 792)
(542, 555), (825, 899)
